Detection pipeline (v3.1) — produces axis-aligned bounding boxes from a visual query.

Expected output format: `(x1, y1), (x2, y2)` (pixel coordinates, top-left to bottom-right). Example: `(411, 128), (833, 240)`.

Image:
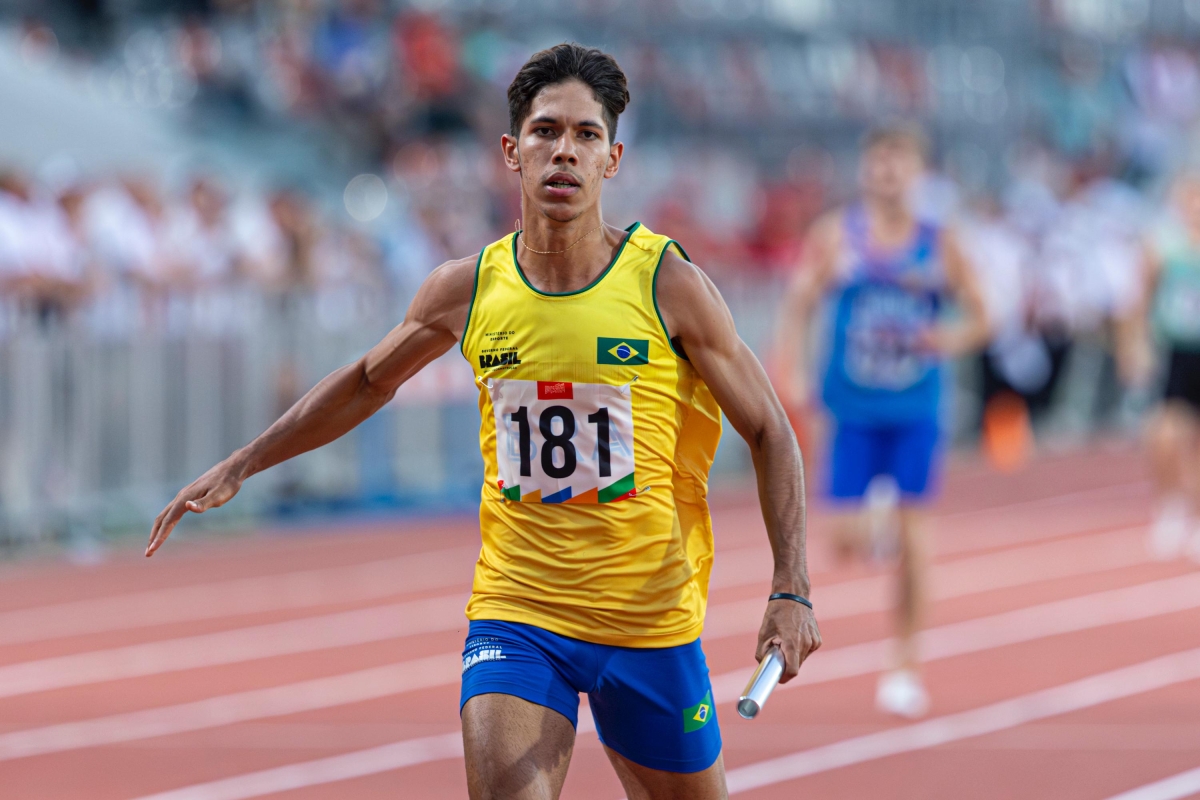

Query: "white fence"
(0, 286), (476, 542)
(0, 280), (789, 543)
(9, 275), (1139, 546)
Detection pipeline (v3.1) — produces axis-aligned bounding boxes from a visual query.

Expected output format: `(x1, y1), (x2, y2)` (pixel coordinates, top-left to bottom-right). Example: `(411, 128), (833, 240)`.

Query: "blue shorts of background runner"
(459, 619), (721, 774)
(828, 418), (941, 502)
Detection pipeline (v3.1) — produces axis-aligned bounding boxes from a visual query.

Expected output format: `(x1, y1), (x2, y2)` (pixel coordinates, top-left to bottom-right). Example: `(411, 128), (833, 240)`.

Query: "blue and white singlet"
(821, 204), (946, 426)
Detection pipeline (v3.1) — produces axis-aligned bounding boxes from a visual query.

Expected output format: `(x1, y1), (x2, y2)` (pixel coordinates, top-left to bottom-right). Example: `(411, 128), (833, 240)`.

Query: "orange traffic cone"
(982, 391), (1033, 472)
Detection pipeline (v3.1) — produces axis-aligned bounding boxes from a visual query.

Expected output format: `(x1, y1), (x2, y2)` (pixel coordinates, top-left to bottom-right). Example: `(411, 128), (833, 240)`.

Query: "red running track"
(2, 445), (1199, 799)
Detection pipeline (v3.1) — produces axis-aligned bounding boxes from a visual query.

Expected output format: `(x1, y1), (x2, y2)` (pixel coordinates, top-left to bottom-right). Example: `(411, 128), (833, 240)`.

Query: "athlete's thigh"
(605, 746), (728, 800)
(588, 638), (723, 786)
(887, 419), (941, 501)
(827, 421), (884, 501)
(459, 620), (591, 800)
(462, 693), (576, 800)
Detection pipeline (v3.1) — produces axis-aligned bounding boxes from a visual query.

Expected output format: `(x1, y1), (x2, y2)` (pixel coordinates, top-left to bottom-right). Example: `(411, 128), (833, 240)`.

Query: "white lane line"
(0, 594), (468, 700)
(724, 645), (1200, 794)
(936, 477), (1147, 524)
(0, 545), (480, 648)
(0, 524), (1151, 701)
(705, 524), (1149, 638)
(711, 570), (1200, 702)
(129, 645), (1200, 800)
(8, 568), (1199, 763)
(1103, 767), (1200, 800)
(0, 654), (458, 761)
(0, 541), (764, 649)
(130, 733), (464, 800)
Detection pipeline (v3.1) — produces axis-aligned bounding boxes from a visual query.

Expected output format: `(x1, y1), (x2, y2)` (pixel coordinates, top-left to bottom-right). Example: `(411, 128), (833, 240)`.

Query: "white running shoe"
(1149, 499), (1190, 561)
(875, 670), (930, 719)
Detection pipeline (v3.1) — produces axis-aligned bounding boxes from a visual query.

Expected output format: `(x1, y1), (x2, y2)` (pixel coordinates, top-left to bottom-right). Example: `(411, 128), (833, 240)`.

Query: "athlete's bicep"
(363, 255), (477, 393)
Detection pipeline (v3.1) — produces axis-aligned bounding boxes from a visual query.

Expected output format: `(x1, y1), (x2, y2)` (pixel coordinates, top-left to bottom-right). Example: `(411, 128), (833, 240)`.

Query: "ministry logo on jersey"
(682, 690), (714, 733)
(597, 337), (649, 365)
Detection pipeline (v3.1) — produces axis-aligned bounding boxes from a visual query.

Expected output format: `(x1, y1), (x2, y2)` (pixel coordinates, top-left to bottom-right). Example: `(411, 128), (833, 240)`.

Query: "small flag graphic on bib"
(597, 337), (649, 365)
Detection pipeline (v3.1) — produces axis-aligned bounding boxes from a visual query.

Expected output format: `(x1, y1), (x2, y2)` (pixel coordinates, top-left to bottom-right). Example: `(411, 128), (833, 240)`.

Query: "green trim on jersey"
(511, 222), (641, 298)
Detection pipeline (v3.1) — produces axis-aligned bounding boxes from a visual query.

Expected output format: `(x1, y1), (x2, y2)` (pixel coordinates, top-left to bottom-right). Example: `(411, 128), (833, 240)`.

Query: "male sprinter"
(146, 44), (820, 799)
(774, 126), (987, 718)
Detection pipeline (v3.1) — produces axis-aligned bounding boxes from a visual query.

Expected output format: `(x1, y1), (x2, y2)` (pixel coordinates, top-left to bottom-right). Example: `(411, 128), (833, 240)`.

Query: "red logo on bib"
(537, 381), (573, 400)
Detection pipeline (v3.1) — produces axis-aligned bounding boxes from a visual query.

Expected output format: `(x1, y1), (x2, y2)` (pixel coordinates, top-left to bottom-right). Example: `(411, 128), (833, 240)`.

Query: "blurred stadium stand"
(2, 0), (1199, 543)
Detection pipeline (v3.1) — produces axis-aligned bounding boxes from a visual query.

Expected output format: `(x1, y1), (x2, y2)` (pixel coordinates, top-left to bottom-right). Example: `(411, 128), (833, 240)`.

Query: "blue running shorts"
(828, 419), (941, 502)
(460, 619), (721, 774)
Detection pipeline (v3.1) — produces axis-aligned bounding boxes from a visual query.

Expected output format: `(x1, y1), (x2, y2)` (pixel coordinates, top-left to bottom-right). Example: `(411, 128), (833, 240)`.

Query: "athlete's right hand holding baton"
(745, 591), (820, 718)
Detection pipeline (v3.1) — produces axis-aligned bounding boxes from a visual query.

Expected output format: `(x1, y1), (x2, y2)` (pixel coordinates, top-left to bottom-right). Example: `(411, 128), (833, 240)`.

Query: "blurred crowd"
(0, 164), (403, 338)
(9, 1), (1200, 422)
(8, 0), (1200, 535)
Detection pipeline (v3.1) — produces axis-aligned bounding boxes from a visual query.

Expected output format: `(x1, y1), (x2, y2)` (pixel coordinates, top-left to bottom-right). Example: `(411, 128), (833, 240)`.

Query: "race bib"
(488, 378), (637, 503)
(844, 286), (934, 390)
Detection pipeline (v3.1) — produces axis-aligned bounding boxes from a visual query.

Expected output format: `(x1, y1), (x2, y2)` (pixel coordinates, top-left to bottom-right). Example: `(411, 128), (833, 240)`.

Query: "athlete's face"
(860, 140), (924, 205)
(502, 79), (623, 222)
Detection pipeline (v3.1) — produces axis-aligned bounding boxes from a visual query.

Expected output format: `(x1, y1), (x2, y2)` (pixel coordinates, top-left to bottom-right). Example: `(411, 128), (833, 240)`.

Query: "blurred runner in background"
(1118, 172), (1200, 563)
(774, 125), (989, 718)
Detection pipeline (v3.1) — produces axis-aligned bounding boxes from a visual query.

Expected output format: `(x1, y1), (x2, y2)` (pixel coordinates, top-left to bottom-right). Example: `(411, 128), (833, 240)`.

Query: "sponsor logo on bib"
(537, 381), (573, 400)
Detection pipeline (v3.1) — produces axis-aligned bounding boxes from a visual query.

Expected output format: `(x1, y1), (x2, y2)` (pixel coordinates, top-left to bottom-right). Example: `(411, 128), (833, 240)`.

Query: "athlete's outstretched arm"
(657, 251), (821, 682)
(146, 255), (478, 556)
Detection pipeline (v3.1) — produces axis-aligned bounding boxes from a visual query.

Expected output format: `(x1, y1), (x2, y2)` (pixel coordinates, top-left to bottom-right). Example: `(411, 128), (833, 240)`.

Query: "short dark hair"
(507, 43), (630, 142)
(862, 122), (929, 162)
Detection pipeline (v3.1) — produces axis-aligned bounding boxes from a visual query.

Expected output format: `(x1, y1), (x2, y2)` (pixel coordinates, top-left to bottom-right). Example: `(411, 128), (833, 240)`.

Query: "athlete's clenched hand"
(145, 460), (245, 557)
(756, 598), (821, 683)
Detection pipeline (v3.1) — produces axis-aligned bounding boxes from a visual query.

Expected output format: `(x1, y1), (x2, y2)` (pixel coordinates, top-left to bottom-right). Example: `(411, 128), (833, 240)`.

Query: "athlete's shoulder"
(656, 247), (712, 298)
(806, 208), (847, 251)
(422, 253), (480, 301)
(813, 206), (848, 230)
(406, 253), (481, 337)
(655, 248), (729, 351)
(933, 223), (967, 261)
(615, 221), (675, 259)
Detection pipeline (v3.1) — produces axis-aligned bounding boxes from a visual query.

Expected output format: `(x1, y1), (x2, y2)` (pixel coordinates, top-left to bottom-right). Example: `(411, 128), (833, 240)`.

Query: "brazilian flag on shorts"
(683, 690), (714, 733)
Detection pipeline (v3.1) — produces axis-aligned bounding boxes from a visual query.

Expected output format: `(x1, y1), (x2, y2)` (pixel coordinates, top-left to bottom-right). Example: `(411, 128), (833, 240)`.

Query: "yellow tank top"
(460, 222), (722, 647)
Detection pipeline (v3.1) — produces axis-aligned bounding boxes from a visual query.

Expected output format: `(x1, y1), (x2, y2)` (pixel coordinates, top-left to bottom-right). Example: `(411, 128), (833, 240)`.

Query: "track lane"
(0, 520), (1161, 707)
(2, 447), (1188, 799)
(21, 572), (1200, 798)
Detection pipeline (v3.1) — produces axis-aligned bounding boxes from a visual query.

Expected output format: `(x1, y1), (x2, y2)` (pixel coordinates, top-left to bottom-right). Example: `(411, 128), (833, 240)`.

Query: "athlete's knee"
(1151, 405), (1195, 449)
(829, 511), (866, 554)
(896, 511), (930, 566)
(464, 740), (570, 800)
(607, 747), (728, 800)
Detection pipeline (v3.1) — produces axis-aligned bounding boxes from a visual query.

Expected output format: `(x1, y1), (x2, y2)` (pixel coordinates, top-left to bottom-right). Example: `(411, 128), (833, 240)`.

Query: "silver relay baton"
(737, 646), (785, 720)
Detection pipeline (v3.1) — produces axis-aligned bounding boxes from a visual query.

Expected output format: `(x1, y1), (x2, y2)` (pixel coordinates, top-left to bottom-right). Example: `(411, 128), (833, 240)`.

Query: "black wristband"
(769, 592), (813, 610)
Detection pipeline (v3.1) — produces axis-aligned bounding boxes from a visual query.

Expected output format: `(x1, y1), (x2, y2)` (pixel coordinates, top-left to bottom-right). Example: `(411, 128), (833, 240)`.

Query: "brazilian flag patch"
(682, 690), (714, 733)
(597, 337), (649, 365)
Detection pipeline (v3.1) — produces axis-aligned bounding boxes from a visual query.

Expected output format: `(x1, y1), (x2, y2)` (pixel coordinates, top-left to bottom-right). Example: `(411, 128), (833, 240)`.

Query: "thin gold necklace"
(515, 219), (605, 255)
